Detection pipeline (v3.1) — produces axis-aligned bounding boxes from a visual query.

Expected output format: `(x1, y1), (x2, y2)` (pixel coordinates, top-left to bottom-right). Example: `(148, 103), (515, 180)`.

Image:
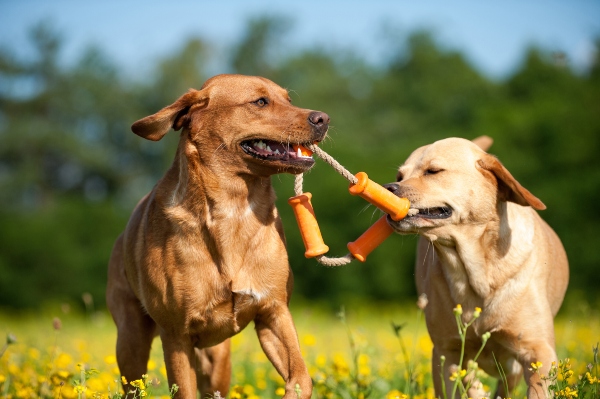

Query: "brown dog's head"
(384, 137), (545, 238)
(131, 74), (329, 176)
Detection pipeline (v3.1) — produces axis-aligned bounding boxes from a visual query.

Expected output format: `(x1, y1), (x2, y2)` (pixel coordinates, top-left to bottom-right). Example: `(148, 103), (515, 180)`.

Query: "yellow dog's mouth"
(241, 139), (314, 164)
(387, 205), (453, 233)
(405, 206), (453, 219)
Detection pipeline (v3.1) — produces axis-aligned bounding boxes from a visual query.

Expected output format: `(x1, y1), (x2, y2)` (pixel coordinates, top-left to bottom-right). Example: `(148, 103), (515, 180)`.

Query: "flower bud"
(6, 333), (17, 345)
(53, 317), (62, 331)
(481, 332), (491, 343)
(417, 294), (428, 310)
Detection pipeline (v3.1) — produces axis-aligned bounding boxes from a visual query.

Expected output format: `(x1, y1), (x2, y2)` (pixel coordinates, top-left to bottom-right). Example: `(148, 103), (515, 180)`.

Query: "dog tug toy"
(288, 144), (411, 266)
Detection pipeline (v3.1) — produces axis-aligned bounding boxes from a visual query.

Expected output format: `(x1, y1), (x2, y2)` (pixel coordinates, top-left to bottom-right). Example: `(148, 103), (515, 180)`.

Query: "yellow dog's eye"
(425, 169), (443, 175)
(254, 98), (269, 107)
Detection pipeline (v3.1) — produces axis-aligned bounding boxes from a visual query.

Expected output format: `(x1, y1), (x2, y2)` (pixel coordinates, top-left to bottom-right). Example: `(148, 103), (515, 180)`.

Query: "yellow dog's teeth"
(408, 209), (419, 216)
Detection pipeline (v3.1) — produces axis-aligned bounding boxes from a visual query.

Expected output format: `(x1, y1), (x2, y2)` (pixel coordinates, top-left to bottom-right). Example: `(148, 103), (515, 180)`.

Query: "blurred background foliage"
(0, 18), (598, 310)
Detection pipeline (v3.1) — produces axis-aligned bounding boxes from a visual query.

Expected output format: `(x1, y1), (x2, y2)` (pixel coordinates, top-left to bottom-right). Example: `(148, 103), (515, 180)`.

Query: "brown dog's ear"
(477, 154), (546, 210)
(472, 135), (493, 151)
(131, 89), (208, 141)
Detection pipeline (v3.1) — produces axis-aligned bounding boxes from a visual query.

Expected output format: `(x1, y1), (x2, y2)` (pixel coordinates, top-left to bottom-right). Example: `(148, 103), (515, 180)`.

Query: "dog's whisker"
(424, 241), (434, 266)
(287, 89), (299, 100)
(357, 203), (373, 216)
(213, 143), (226, 154)
(370, 207), (384, 223)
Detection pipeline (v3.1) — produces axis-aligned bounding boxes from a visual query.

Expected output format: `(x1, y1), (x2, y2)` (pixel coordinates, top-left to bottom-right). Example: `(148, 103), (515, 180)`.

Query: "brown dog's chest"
(186, 288), (263, 348)
(129, 216), (289, 348)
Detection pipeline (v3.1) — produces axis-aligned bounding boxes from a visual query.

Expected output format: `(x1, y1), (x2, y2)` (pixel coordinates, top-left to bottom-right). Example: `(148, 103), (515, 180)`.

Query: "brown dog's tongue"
(292, 144), (313, 157)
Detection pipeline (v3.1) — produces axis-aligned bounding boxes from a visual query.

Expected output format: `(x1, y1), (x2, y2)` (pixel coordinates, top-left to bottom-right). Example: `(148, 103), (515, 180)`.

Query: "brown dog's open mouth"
(241, 139), (314, 165)
(407, 207), (453, 219)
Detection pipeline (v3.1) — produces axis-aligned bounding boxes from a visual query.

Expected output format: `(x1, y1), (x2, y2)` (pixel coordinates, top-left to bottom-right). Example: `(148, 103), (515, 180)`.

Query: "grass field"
(1, 299), (598, 399)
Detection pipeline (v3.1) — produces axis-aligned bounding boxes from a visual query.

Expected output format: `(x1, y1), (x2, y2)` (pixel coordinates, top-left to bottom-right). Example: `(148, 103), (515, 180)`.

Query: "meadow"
(1, 299), (598, 399)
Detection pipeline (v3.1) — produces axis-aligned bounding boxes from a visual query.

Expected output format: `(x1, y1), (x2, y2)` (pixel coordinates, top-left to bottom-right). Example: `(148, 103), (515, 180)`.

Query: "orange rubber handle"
(347, 215), (393, 262)
(288, 193), (329, 258)
(349, 172), (411, 221)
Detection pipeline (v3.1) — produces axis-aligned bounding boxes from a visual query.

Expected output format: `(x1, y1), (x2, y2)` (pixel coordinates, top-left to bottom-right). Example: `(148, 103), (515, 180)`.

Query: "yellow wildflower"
(103, 355), (116, 365)
(28, 348), (40, 360)
(74, 385), (87, 394)
(453, 304), (463, 315)
(302, 334), (316, 347)
(230, 385), (244, 399)
(586, 372), (598, 384)
(55, 353), (73, 370)
(243, 384), (255, 395)
(449, 369), (467, 381)
(359, 365), (371, 377)
(256, 379), (267, 390)
(275, 387), (286, 396)
(130, 379), (146, 390)
(147, 359), (156, 371)
(315, 354), (327, 367)
(560, 386), (578, 397)
(473, 307), (482, 318)
(529, 361), (543, 371)
(386, 389), (408, 399)
(565, 369), (574, 378)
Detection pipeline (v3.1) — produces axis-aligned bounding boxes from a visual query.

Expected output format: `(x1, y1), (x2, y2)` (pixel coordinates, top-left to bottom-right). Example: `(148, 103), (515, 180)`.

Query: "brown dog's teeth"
(242, 139), (315, 166)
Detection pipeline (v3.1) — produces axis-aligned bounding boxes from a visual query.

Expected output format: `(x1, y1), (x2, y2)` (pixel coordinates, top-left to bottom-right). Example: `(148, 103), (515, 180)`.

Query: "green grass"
(0, 300), (598, 399)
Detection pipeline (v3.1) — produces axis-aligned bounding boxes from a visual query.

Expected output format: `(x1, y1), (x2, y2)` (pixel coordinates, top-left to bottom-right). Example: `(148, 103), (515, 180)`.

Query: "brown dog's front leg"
(161, 333), (198, 399)
(255, 306), (312, 399)
(195, 339), (231, 398)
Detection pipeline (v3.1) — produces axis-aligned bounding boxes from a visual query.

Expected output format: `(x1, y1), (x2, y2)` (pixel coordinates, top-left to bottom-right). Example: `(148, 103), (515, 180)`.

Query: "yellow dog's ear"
(477, 154), (546, 210)
(131, 89), (208, 141)
(472, 135), (493, 152)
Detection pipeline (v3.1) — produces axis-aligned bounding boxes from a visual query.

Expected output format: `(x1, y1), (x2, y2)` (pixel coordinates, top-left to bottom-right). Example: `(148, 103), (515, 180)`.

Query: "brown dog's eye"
(425, 169), (443, 175)
(254, 98), (269, 107)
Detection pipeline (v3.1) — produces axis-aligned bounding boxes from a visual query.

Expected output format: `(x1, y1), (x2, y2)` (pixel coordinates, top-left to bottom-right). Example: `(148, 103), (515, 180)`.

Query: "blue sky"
(1, 0), (599, 79)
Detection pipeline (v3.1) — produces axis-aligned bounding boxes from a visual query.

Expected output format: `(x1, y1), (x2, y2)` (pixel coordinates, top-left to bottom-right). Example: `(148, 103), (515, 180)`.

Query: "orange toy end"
(349, 171), (411, 221)
(347, 215), (394, 262)
(292, 144), (313, 157)
(348, 171), (369, 195)
(288, 193), (329, 258)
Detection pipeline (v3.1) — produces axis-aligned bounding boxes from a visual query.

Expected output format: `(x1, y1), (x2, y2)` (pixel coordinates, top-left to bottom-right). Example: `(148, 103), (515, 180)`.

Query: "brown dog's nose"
(308, 111), (330, 139)
(383, 183), (400, 196)
(308, 111), (330, 127)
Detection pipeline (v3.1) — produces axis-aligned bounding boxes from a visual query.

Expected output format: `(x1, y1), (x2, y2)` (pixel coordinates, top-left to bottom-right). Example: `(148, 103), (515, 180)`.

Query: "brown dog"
(106, 74), (329, 399)
(385, 137), (568, 399)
